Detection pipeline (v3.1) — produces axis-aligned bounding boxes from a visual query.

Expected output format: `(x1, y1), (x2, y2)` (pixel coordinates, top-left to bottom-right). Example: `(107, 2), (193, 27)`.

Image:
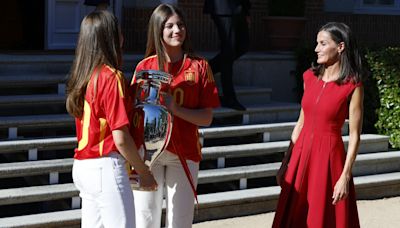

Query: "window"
(363, 0), (394, 6)
(325, 0), (400, 15)
(354, 0), (400, 15)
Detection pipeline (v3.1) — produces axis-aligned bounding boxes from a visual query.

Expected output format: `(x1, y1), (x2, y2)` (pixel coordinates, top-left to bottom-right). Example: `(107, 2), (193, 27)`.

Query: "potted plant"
(264, 0), (307, 51)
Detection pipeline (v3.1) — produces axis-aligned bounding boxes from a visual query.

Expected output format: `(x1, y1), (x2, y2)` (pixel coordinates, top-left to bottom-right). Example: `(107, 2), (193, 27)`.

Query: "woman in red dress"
(273, 22), (364, 228)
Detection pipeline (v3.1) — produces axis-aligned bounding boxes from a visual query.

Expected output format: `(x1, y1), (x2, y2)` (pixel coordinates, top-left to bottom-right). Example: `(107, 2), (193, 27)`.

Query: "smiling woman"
(130, 3), (220, 228)
(162, 14), (186, 51)
(273, 22), (364, 228)
(315, 31), (343, 70)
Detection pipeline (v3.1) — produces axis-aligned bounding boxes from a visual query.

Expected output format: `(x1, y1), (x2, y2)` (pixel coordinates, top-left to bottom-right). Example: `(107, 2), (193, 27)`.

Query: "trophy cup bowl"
(130, 70), (173, 191)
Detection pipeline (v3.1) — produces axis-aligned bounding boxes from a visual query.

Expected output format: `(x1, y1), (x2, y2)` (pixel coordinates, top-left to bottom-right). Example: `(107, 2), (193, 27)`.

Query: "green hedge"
(294, 45), (400, 148)
(366, 47), (400, 148)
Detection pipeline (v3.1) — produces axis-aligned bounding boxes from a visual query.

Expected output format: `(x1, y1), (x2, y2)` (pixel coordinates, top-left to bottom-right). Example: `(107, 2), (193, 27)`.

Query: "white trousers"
(133, 151), (199, 228)
(72, 152), (135, 228)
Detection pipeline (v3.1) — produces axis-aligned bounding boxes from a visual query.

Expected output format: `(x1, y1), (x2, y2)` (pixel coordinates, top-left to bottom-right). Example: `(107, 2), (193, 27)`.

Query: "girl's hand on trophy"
(139, 171), (158, 191)
(161, 92), (177, 114)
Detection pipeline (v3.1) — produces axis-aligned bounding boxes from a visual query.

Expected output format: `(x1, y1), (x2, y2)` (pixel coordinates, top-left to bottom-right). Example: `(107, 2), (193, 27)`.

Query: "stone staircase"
(0, 53), (399, 227)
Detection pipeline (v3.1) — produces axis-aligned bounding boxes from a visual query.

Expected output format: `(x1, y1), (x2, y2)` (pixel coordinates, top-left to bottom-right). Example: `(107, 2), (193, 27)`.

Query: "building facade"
(1, 0), (400, 52)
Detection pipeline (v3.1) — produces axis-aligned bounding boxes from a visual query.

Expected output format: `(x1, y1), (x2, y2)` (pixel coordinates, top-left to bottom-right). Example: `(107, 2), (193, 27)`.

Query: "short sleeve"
(346, 80), (363, 98)
(302, 69), (316, 90)
(354, 81), (363, 88)
(102, 71), (130, 131)
(131, 62), (144, 86)
(198, 60), (220, 108)
(302, 69), (314, 82)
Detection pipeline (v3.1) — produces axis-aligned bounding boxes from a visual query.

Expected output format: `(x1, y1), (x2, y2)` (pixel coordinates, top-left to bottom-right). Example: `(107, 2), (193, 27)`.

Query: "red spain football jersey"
(74, 64), (132, 159)
(130, 55), (220, 162)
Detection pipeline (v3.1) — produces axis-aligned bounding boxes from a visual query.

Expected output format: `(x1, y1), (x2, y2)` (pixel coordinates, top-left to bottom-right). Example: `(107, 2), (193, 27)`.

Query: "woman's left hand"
(332, 174), (350, 205)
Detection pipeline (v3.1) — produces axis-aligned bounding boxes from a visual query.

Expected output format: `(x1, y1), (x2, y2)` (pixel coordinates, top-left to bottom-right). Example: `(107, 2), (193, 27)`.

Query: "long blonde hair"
(66, 10), (122, 118)
(145, 4), (194, 71)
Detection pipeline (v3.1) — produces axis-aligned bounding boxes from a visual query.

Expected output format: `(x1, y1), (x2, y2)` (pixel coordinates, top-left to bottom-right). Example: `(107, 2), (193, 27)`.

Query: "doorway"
(1, 0), (45, 50)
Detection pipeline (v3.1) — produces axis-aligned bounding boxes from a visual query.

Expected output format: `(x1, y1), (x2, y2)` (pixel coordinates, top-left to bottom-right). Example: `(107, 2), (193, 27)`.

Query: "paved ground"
(193, 197), (400, 228)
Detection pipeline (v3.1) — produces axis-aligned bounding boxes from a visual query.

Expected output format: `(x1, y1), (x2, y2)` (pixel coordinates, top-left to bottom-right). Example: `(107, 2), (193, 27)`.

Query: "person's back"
(204, 0), (251, 15)
(203, 0), (251, 110)
(66, 10), (156, 228)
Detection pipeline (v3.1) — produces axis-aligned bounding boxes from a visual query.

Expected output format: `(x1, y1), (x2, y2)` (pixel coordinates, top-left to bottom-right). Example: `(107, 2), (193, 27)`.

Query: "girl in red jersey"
(66, 10), (156, 228)
(130, 4), (220, 228)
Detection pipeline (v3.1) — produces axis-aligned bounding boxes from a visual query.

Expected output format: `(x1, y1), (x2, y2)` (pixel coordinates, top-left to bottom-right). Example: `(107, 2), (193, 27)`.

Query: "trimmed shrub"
(366, 47), (400, 148)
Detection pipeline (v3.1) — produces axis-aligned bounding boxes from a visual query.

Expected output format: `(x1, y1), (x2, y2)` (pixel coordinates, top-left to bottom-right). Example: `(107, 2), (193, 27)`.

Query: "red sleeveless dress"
(272, 69), (361, 228)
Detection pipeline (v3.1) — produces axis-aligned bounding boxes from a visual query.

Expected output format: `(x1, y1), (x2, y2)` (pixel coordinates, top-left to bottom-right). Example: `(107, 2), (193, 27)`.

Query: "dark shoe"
(221, 97), (246, 111)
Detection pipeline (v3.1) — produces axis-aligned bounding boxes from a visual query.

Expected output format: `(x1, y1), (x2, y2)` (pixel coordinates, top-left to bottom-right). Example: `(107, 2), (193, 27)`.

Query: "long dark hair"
(145, 4), (194, 71)
(312, 22), (363, 84)
(66, 10), (122, 118)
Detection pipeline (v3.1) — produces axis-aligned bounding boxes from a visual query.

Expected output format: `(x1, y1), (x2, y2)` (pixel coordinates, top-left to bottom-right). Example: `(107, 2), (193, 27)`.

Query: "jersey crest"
(184, 68), (197, 85)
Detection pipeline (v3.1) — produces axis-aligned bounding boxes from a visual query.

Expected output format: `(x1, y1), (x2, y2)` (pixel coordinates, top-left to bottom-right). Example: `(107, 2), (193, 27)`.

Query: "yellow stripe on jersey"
(105, 65), (125, 98)
(206, 64), (215, 83)
(98, 118), (107, 156)
(115, 71), (125, 97)
(78, 100), (91, 150)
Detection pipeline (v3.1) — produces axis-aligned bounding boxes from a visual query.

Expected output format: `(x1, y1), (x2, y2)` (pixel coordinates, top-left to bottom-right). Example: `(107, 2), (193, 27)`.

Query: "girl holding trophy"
(66, 10), (156, 228)
(130, 4), (220, 228)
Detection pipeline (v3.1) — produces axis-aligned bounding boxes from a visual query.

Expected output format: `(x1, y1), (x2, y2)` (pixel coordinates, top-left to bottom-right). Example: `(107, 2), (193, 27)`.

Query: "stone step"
(0, 75), (67, 96)
(2, 150), (398, 193)
(0, 102), (300, 138)
(354, 172), (400, 199)
(200, 121), (349, 143)
(1, 172), (399, 227)
(0, 158), (73, 179)
(232, 86), (272, 105)
(199, 151), (400, 185)
(0, 114), (73, 139)
(0, 94), (66, 116)
(353, 151), (400, 176)
(0, 209), (81, 228)
(0, 53), (137, 75)
(0, 183), (79, 207)
(0, 122), (298, 155)
(0, 120), (349, 156)
(0, 54), (74, 74)
(197, 172), (400, 222)
(213, 102), (300, 125)
(0, 120), (298, 151)
(0, 94), (65, 106)
(202, 134), (389, 162)
(0, 75), (67, 87)
(0, 137), (76, 154)
(0, 87), (270, 116)
(0, 114), (72, 129)
(0, 134), (387, 165)
(0, 87), (270, 107)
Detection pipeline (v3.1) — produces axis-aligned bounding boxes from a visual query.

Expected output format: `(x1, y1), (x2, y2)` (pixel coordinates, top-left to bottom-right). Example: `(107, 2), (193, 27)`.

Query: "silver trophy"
(130, 70), (173, 191)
